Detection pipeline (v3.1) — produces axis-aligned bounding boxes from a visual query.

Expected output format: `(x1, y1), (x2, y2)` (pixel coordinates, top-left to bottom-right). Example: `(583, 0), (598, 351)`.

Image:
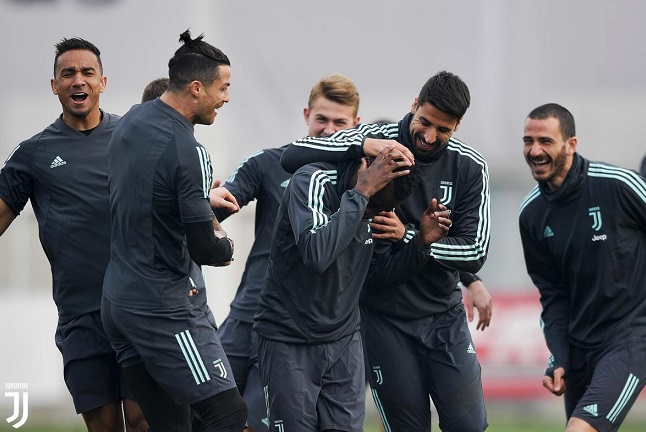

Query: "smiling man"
(0, 38), (147, 431)
(519, 103), (646, 432)
(281, 70), (491, 432)
(102, 30), (247, 432)
(254, 147), (451, 432)
(210, 73), (361, 432)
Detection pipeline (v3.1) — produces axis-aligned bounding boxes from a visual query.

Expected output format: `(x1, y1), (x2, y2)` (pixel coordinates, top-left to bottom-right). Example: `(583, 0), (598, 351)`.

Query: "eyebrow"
(523, 135), (552, 141)
(59, 66), (98, 74)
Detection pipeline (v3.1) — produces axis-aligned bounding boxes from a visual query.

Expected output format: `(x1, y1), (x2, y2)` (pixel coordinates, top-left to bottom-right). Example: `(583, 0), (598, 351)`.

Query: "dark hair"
(141, 77), (169, 102)
(392, 164), (421, 201)
(365, 158), (420, 199)
(54, 37), (102, 77)
(417, 71), (470, 120)
(527, 103), (576, 139)
(168, 29), (230, 91)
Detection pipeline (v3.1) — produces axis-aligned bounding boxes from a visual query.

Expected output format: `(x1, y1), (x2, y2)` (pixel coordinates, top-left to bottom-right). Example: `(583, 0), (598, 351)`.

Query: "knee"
(443, 421), (487, 432)
(193, 388), (248, 432)
(81, 403), (123, 432)
(565, 417), (597, 432)
(441, 408), (488, 432)
(225, 390), (248, 429)
(123, 399), (149, 432)
(125, 415), (149, 432)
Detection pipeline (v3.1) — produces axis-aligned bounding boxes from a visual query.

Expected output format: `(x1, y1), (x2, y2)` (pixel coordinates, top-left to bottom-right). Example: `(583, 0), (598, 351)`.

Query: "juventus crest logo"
(212, 359), (227, 378)
(372, 366), (384, 385)
(4, 383), (29, 429)
(588, 206), (602, 231)
(439, 181), (453, 206)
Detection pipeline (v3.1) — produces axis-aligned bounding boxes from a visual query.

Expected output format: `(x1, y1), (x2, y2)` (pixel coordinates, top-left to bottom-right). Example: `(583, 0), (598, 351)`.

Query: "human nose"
(71, 72), (85, 87)
(423, 127), (437, 144)
(323, 122), (336, 135)
(526, 141), (542, 156)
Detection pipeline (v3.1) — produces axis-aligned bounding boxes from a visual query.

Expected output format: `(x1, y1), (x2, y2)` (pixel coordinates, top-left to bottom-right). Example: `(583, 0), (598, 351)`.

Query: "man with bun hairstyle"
(102, 30), (247, 431)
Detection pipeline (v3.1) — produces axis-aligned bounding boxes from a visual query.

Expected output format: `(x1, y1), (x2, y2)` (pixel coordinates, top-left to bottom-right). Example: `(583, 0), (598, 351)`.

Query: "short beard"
(411, 133), (446, 159)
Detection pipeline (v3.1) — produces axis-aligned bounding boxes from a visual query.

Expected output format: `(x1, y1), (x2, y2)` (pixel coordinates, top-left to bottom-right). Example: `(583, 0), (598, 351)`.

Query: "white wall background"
(1, 0), (645, 426)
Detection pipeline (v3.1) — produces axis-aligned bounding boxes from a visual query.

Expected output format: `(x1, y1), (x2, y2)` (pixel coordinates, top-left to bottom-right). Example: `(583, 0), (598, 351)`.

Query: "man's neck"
(160, 92), (195, 124)
(62, 109), (102, 132)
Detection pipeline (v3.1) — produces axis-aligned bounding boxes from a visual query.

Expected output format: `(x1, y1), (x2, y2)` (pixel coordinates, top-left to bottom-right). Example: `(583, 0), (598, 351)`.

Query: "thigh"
(109, 300), (237, 405)
(572, 338), (646, 432)
(318, 332), (365, 432)
(218, 317), (253, 391)
(56, 311), (123, 414)
(64, 354), (121, 414)
(258, 336), (322, 432)
(244, 331), (268, 431)
(361, 308), (430, 432)
(424, 306), (487, 432)
(564, 345), (592, 420)
(244, 362), (268, 431)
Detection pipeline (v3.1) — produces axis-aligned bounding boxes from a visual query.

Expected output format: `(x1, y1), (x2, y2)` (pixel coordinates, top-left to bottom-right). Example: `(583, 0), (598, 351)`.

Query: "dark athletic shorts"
(567, 336), (646, 432)
(362, 304), (487, 432)
(218, 317), (267, 431)
(101, 296), (237, 405)
(55, 311), (132, 413)
(258, 331), (365, 432)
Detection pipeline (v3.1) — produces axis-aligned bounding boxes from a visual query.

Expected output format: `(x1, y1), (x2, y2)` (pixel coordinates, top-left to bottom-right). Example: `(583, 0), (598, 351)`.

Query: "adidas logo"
(280, 179), (290, 188)
(467, 343), (476, 354)
(583, 404), (598, 417)
(543, 226), (554, 238)
(50, 156), (67, 168)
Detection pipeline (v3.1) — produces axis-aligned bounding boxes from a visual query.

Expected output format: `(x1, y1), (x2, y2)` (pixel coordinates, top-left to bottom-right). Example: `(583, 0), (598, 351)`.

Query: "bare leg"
(81, 402), (124, 432)
(123, 398), (148, 432)
(565, 417), (598, 432)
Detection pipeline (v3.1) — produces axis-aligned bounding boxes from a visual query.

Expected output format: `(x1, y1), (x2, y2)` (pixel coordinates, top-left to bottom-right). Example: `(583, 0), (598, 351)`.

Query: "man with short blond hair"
(211, 73), (362, 431)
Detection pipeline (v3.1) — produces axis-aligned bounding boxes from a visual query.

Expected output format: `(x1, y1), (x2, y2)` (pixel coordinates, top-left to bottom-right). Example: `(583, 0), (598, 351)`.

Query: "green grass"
(4, 428), (85, 432)
(14, 412), (646, 431)
(363, 412), (646, 431)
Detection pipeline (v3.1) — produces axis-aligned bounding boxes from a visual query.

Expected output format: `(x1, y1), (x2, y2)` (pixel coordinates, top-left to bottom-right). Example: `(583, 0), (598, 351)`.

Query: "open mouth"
(416, 137), (435, 152)
(530, 158), (550, 168)
(71, 92), (88, 103)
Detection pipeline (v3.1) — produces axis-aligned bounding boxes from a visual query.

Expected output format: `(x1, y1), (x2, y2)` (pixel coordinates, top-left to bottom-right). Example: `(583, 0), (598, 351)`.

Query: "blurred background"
(1, 0), (645, 430)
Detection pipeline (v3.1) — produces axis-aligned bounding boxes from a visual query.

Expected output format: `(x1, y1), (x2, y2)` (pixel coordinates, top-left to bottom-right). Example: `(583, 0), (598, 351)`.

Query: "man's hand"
(543, 367), (566, 396)
(370, 211), (405, 242)
(417, 198), (451, 246)
(354, 146), (412, 198)
(209, 180), (240, 213)
(363, 138), (415, 166)
(212, 237), (234, 267)
(213, 218), (227, 239)
(464, 280), (493, 331)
